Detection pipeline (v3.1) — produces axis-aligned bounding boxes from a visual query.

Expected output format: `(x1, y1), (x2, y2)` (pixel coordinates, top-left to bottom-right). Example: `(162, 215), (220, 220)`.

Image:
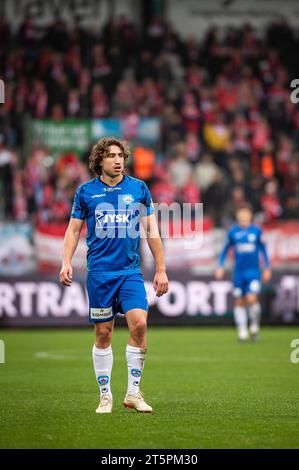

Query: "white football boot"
(249, 323), (260, 342)
(96, 394), (113, 414)
(238, 328), (249, 342)
(124, 391), (153, 413)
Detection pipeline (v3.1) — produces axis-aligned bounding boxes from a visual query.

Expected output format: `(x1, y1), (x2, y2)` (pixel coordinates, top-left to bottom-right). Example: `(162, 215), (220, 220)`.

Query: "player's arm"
(215, 232), (232, 280)
(142, 213), (169, 297)
(59, 218), (84, 286)
(258, 231), (272, 282)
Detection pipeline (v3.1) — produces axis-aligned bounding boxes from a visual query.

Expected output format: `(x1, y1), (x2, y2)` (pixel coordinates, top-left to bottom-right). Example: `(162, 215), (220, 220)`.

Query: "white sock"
(126, 344), (146, 395)
(92, 344), (113, 398)
(234, 305), (249, 340)
(248, 302), (261, 335)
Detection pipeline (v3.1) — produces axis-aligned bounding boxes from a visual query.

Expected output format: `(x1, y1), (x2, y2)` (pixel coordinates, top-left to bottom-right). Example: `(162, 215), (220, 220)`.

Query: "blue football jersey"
(218, 224), (270, 272)
(71, 175), (154, 273)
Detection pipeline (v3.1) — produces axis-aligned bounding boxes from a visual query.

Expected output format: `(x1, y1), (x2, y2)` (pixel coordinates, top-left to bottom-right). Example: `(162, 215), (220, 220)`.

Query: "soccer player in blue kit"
(215, 203), (271, 341)
(59, 137), (169, 413)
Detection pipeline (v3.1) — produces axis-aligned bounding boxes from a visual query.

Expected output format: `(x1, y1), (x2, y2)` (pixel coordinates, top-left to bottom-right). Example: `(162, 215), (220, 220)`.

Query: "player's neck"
(99, 173), (124, 187)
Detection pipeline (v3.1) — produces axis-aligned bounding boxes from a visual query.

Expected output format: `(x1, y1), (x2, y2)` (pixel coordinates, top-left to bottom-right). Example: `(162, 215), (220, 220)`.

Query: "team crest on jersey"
(122, 194), (134, 205)
(248, 234), (256, 242)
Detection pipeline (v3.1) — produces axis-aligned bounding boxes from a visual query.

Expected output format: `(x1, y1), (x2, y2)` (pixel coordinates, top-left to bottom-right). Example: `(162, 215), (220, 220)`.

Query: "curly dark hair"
(89, 137), (131, 175)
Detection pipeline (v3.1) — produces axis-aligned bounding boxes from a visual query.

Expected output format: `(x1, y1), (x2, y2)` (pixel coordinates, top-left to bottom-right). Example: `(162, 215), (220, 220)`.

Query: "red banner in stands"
(262, 221), (299, 266)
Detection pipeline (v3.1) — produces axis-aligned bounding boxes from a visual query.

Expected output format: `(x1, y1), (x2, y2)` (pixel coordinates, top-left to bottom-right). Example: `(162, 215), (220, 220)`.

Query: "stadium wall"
(0, 271), (298, 327)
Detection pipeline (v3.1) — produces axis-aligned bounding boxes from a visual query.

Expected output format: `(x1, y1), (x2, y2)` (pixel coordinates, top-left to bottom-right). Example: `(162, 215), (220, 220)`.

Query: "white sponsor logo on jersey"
(102, 213), (130, 224)
(104, 187), (122, 192)
(236, 243), (255, 253)
(95, 209), (132, 228)
(235, 231), (246, 239)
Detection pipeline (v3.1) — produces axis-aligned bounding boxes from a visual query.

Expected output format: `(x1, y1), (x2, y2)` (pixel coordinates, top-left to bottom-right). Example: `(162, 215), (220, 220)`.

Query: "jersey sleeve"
(71, 186), (87, 220)
(257, 228), (271, 268)
(218, 229), (233, 267)
(141, 182), (154, 217)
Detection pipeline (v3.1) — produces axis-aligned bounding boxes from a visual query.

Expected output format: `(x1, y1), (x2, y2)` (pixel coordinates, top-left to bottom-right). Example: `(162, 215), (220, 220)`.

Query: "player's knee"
(247, 294), (258, 305)
(235, 298), (245, 307)
(130, 319), (147, 342)
(95, 324), (113, 348)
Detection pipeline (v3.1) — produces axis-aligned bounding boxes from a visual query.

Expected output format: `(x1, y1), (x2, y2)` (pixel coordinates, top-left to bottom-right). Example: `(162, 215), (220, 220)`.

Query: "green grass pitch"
(0, 327), (298, 449)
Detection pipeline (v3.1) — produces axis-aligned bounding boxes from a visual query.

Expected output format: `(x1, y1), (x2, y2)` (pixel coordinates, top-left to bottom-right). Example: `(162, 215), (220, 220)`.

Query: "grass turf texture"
(0, 327), (298, 449)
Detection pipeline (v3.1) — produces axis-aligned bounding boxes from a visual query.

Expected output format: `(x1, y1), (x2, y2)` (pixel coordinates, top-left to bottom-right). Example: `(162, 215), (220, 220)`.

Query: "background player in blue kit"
(59, 137), (169, 413)
(215, 203), (271, 342)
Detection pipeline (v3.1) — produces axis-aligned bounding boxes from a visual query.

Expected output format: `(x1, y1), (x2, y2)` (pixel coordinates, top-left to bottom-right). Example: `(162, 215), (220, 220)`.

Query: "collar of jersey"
(98, 175), (126, 188)
(236, 224), (253, 231)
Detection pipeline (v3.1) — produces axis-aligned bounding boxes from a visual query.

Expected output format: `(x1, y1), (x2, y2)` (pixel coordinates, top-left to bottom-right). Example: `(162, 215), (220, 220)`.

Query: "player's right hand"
(59, 263), (73, 286)
(262, 268), (272, 283)
(214, 267), (224, 280)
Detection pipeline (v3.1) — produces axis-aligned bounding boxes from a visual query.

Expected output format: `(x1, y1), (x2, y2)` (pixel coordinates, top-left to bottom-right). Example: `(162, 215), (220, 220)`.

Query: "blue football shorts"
(86, 270), (148, 323)
(233, 270), (261, 298)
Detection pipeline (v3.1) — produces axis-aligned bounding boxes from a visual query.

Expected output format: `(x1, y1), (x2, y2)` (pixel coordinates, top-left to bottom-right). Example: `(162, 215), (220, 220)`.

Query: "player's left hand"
(153, 271), (169, 297)
(262, 268), (272, 283)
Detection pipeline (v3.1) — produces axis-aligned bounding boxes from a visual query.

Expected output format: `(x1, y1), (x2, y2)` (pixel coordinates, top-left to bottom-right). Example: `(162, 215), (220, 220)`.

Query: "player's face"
(236, 209), (252, 227)
(101, 145), (125, 177)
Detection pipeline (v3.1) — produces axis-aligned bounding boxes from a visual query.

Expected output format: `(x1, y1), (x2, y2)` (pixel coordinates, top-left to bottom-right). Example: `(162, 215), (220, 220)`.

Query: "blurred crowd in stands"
(0, 15), (299, 226)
